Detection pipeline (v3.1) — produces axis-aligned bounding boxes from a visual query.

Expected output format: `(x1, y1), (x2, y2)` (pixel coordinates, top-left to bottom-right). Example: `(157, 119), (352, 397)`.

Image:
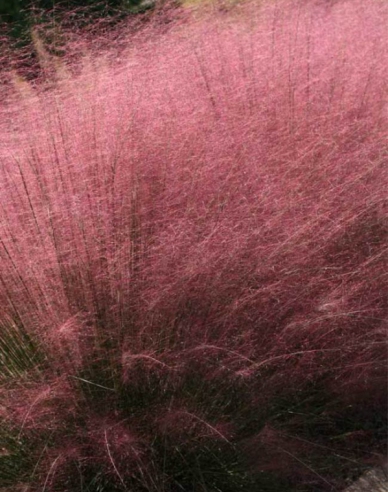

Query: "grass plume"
(0, 0), (387, 490)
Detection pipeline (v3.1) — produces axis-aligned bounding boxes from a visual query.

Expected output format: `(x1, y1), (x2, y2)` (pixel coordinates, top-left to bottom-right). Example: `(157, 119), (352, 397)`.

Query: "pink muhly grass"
(0, 0), (387, 491)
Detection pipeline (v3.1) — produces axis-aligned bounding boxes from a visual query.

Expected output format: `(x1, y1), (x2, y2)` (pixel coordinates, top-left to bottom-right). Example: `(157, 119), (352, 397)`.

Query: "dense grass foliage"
(0, 1), (387, 490)
(0, 0), (154, 40)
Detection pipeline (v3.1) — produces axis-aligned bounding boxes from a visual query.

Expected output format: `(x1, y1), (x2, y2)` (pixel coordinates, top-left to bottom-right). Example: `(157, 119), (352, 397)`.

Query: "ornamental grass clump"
(0, 0), (387, 490)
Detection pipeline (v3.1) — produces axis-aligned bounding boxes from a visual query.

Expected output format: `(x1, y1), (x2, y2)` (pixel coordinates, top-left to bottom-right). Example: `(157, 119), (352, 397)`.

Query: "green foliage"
(0, 0), (156, 41)
(0, 432), (34, 488)
(0, 317), (45, 382)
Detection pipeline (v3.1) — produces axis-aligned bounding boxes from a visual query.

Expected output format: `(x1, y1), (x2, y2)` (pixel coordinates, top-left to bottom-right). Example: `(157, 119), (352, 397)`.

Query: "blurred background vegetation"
(0, 0), (157, 40)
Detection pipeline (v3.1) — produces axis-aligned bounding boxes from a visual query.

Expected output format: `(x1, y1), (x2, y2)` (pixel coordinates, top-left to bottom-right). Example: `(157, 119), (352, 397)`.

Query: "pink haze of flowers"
(0, 1), (387, 491)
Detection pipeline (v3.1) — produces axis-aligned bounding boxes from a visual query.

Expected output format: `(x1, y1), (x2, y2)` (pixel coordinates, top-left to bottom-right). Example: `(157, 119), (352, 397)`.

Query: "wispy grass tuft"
(0, 0), (387, 490)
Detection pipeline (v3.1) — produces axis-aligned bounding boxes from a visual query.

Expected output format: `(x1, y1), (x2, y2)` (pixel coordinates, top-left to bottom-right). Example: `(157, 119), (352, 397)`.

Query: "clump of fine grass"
(0, 0), (387, 490)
